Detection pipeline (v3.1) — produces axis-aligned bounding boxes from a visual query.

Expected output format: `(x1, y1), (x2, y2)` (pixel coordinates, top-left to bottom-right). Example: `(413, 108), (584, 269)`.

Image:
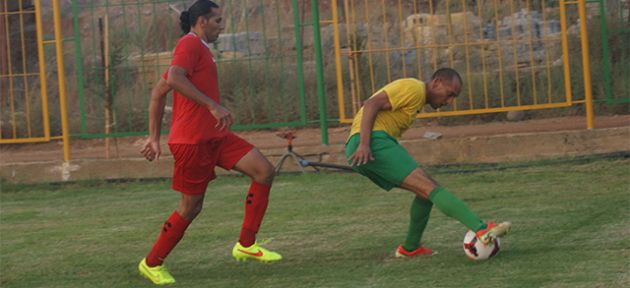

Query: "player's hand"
(349, 143), (374, 166)
(141, 138), (161, 162)
(208, 105), (234, 130)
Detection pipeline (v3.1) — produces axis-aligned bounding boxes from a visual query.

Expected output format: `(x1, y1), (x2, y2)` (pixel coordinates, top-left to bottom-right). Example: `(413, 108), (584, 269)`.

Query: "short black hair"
(431, 68), (462, 86)
(179, 0), (219, 34)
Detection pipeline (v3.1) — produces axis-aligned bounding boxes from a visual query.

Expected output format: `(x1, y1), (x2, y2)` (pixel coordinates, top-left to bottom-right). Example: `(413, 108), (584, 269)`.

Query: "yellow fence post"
(52, 0), (71, 160)
(34, 0), (51, 141)
(578, 0), (595, 129)
(331, 0), (592, 123)
(331, 0), (346, 122)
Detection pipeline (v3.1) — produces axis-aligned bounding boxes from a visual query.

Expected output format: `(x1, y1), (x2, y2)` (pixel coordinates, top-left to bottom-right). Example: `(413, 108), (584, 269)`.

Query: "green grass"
(1, 155), (629, 287)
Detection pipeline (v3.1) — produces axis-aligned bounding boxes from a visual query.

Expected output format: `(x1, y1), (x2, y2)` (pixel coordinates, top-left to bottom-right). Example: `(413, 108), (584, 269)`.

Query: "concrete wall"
(1, 127), (628, 184)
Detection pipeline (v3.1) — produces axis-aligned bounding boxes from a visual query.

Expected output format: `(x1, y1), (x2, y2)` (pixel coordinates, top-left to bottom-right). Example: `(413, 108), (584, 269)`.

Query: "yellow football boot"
(138, 258), (176, 285)
(232, 241), (283, 263)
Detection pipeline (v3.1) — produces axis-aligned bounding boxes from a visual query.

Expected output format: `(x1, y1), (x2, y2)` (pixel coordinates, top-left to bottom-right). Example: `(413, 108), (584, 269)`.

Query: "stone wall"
(399, 9), (564, 71)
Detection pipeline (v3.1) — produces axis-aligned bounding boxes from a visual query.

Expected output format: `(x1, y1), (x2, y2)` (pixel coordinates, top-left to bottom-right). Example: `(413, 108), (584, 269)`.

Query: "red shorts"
(169, 132), (254, 195)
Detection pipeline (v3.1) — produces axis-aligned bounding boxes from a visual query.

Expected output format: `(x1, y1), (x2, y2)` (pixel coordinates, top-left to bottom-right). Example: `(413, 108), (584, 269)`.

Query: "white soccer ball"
(463, 230), (501, 260)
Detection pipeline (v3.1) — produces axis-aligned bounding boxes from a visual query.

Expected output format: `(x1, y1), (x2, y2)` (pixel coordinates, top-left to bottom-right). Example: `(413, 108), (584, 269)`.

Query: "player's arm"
(349, 91), (393, 166)
(141, 77), (171, 162)
(166, 66), (233, 130)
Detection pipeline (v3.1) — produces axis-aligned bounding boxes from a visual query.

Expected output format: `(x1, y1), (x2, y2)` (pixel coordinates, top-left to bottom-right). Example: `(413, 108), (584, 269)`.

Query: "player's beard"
(208, 33), (220, 43)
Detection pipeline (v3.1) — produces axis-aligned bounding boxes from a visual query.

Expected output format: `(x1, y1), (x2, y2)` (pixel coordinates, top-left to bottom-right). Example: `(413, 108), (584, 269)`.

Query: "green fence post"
(311, 0), (328, 145)
(292, 0), (307, 125)
(71, 0), (86, 135)
(596, 0), (613, 102)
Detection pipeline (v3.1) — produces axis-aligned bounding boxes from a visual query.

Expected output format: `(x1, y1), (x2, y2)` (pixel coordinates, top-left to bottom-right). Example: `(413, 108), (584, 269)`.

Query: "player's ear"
(431, 77), (441, 89)
(197, 15), (207, 26)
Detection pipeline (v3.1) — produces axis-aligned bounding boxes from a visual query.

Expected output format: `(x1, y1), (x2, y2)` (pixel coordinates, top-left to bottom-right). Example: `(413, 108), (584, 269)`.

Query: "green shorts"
(344, 131), (418, 191)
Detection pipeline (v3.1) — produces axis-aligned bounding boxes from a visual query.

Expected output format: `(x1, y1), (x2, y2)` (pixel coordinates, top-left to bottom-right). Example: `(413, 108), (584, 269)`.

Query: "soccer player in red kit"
(138, 0), (281, 285)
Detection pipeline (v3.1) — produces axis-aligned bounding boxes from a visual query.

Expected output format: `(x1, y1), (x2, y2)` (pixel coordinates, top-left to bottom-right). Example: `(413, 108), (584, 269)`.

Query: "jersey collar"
(187, 32), (210, 48)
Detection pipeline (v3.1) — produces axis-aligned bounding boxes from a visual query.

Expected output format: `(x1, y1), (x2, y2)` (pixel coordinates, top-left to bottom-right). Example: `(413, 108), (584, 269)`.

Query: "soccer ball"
(462, 230), (501, 260)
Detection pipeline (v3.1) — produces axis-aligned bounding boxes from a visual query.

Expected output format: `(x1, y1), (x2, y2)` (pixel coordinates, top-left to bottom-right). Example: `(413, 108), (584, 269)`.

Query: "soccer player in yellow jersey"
(345, 68), (511, 257)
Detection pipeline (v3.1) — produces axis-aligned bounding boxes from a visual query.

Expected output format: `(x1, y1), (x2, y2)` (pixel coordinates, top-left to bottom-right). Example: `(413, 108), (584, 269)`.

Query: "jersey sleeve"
(169, 36), (200, 76)
(382, 79), (424, 111)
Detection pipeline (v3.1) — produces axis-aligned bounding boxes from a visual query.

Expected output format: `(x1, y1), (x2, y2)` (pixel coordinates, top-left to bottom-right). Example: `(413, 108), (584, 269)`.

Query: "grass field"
(1, 155), (629, 287)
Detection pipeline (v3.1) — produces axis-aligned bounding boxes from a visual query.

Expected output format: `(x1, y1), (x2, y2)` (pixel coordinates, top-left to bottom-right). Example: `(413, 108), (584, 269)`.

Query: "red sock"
(239, 181), (271, 247)
(145, 211), (190, 267)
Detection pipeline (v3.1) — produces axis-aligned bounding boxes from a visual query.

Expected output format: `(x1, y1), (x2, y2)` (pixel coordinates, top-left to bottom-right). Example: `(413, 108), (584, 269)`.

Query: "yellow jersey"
(349, 78), (426, 139)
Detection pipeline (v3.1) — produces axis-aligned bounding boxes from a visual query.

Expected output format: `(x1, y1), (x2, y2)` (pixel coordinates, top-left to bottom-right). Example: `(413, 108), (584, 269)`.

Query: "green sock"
(403, 196), (433, 251)
(428, 187), (486, 232)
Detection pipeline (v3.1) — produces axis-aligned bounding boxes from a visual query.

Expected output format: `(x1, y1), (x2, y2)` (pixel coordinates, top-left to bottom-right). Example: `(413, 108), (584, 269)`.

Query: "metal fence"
(328, 0), (598, 127)
(70, 0), (326, 140)
(2, 0), (623, 161)
(595, 0), (629, 104)
(0, 0), (70, 160)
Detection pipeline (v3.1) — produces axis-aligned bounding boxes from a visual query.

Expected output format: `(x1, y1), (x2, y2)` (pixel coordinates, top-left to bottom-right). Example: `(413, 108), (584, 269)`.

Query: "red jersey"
(164, 33), (227, 144)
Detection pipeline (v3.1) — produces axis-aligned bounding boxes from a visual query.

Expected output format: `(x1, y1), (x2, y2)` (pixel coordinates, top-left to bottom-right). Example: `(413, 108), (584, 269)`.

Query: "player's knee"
(178, 201), (203, 221)
(256, 163), (275, 184)
(189, 205), (203, 220)
(179, 209), (201, 222)
(406, 169), (436, 198)
(418, 184), (435, 198)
